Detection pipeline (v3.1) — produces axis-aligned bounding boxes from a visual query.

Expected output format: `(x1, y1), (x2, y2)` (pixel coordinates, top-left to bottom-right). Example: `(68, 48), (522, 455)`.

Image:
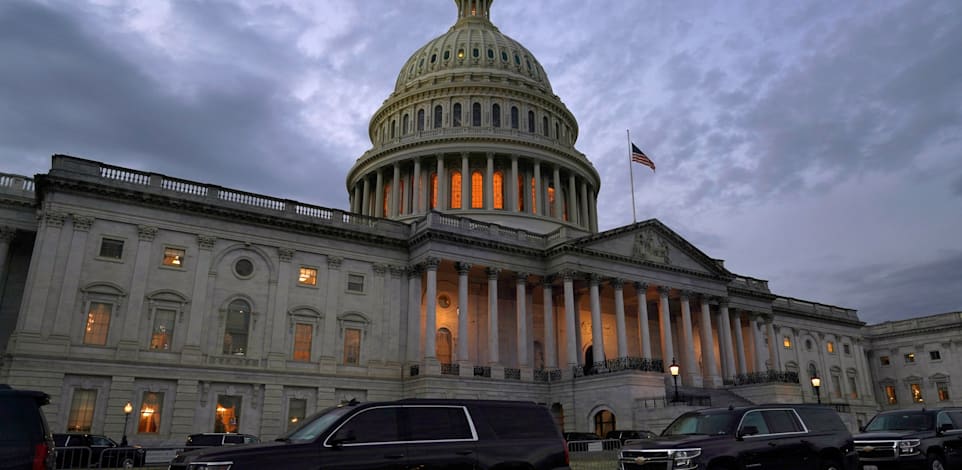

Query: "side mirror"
(330, 431), (357, 448)
(858, 426), (866, 433)
(737, 426), (759, 439)
(939, 423), (953, 434)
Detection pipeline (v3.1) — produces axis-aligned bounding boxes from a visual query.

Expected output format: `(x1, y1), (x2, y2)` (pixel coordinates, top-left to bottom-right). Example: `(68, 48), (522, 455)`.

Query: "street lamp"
(811, 376), (822, 404)
(121, 402), (133, 446)
(669, 358), (680, 403)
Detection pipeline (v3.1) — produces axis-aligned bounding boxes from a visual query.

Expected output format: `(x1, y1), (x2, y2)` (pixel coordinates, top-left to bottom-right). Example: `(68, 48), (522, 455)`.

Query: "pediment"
(567, 219), (731, 277)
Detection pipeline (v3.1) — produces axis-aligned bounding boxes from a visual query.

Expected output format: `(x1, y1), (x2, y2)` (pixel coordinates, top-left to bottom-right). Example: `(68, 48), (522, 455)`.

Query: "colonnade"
(349, 153), (599, 231)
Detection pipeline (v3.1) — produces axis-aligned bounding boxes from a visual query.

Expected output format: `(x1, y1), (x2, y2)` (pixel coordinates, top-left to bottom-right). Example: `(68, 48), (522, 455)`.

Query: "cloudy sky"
(1, 0), (959, 324)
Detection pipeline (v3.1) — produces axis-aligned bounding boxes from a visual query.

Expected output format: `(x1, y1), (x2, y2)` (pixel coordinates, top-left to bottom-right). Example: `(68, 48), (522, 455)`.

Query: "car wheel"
(122, 458), (134, 469)
(819, 458), (842, 470)
(928, 453), (946, 470)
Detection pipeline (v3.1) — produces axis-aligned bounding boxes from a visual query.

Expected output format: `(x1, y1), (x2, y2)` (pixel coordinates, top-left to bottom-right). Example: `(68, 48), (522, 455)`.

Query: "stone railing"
(574, 356), (664, 377)
(504, 367), (521, 380)
(414, 211), (550, 249)
(0, 173), (35, 193)
(730, 275), (770, 292)
(473, 365), (491, 378)
(533, 368), (563, 383)
(440, 363), (459, 376)
(730, 370), (799, 386)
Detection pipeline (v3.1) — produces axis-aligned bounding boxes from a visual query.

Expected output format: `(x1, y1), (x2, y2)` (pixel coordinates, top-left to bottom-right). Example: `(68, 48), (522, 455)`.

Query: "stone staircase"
(674, 386), (755, 408)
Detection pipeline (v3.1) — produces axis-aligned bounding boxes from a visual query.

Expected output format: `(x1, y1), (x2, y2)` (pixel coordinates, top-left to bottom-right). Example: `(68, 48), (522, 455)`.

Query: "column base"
(458, 361), (473, 378)
(520, 367), (534, 381)
(685, 373), (703, 388)
(489, 363), (505, 380)
(423, 357), (441, 376)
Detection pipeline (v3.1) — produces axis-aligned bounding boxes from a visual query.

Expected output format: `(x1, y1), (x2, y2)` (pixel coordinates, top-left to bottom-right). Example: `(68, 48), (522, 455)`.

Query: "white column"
(700, 296), (720, 385)
(567, 174), (578, 224)
(424, 257), (440, 360)
(406, 265), (422, 363)
(752, 315), (767, 372)
(856, 342), (876, 402)
(515, 272), (529, 367)
(510, 155), (519, 212)
(362, 177), (371, 216)
(485, 153), (494, 210)
(50, 217), (92, 338)
(542, 278), (557, 368)
(589, 274), (605, 365)
(732, 309), (748, 375)
(563, 271), (578, 367)
(635, 282), (652, 359)
(658, 286), (674, 363)
(718, 300), (736, 379)
(552, 166), (563, 219)
(456, 262), (472, 363)
(613, 279), (628, 358)
(461, 153), (470, 210)
(374, 168), (384, 217)
(269, 248), (294, 361)
(589, 188), (599, 232)
(533, 161), (542, 214)
(679, 291), (699, 385)
(487, 267), (500, 364)
(580, 181), (590, 230)
(766, 320), (779, 370)
(18, 210), (66, 333)
(436, 156), (446, 210)
(121, 225), (158, 346)
(413, 158), (422, 214)
(391, 163), (400, 217)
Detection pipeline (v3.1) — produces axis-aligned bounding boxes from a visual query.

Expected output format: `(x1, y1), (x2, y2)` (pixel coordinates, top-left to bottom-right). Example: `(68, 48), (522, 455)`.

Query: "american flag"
(631, 143), (655, 171)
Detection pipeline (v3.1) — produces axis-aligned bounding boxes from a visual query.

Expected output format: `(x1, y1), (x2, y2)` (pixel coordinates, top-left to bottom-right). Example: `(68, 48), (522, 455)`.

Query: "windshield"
(865, 413), (933, 432)
(663, 412), (735, 436)
(280, 406), (354, 442)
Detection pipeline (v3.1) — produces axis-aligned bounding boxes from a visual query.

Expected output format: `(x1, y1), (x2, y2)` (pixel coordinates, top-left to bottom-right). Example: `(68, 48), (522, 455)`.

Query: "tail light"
(33, 442), (49, 470)
(563, 439), (569, 464)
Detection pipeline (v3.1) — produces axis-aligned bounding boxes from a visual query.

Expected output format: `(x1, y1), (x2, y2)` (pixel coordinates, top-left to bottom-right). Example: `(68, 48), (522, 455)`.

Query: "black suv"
(0, 384), (55, 470)
(619, 404), (858, 470)
(169, 399), (571, 470)
(853, 408), (962, 470)
(53, 433), (146, 468)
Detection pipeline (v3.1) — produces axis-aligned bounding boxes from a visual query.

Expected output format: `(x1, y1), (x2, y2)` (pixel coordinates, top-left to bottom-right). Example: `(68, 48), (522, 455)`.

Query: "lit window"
(214, 395), (241, 433)
(885, 385), (897, 404)
(471, 171), (483, 208)
(880, 355), (890, 366)
(493, 171), (504, 209)
(343, 328), (361, 365)
(457, 48), (465, 59)
(298, 267), (317, 286)
(905, 352), (915, 363)
(783, 336), (792, 349)
(67, 389), (97, 432)
(517, 174), (524, 211)
(383, 182), (391, 215)
(593, 410), (615, 439)
(137, 391), (163, 433)
(293, 323), (312, 361)
(911, 383), (924, 403)
(430, 173), (438, 209)
(450, 171), (462, 209)
(162, 247), (185, 267)
(288, 398), (307, 430)
(826, 341), (835, 353)
(84, 302), (112, 345)
(347, 274), (364, 293)
(99, 238), (124, 259)
(938, 382), (950, 401)
(930, 350), (942, 361)
(223, 299), (250, 355)
(150, 308), (175, 350)
(547, 186), (556, 217)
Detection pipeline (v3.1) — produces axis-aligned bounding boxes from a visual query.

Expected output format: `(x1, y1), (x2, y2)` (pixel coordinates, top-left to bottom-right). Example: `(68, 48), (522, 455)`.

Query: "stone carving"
(560, 270), (577, 282)
(486, 267), (501, 279)
(277, 247), (295, 262)
(633, 228), (671, 264)
(327, 256), (343, 270)
(43, 210), (67, 228)
(424, 257), (441, 270)
(137, 225), (158, 241)
(515, 272), (530, 283)
(372, 263), (388, 277)
(197, 235), (217, 250)
(71, 215), (94, 232)
(610, 278), (624, 289)
(388, 265), (405, 278)
(455, 262), (472, 275)
(634, 281), (648, 291)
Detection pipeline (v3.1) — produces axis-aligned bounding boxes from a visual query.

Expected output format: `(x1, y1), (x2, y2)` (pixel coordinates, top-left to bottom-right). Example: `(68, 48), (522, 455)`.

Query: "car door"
(942, 411), (962, 468)
(737, 410), (807, 470)
(319, 405), (407, 470)
(401, 405), (477, 470)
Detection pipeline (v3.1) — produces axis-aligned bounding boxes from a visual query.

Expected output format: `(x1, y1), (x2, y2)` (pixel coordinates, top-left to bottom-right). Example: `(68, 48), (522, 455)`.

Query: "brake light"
(33, 442), (49, 470)
(563, 439), (569, 464)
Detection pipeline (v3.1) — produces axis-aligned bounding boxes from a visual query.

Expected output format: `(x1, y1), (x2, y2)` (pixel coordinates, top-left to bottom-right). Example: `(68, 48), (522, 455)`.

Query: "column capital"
(406, 264), (423, 277)
(0, 226), (17, 242)
(486, 267), (501, 279)
(633, 281), (648, 291)
(679, 289), (693, 300)
(137, 225), (158, 242)
(460, 151), (468, 158)
(388, 265), (405, 278)
(72, 215), (95, 232)
(372, 263), (388, 277)
(455, 262), (473, 274)
(610, 278), (624, 289)
(515, 272), (530, 284)
(542, 275), (554, 288)
(42, 210), (67, 228)
(197, 235), (217, 250)
(560, 270), (577, 281)
(588, 273), (601, 286)
(424, 257), (441, 270)
(327, 256), (344, 270)
(657, 285), (671, 296)
(277, 247), (295, 263)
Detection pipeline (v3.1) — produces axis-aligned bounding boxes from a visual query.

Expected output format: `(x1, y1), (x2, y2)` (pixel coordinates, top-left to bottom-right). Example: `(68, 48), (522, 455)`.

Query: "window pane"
(492, 104), (501, 128)
(530, 177), (536, 213)
(450, 171), (462, 209)
(347, 274), (364, 293)
(137, 391), (164, 433)
(382, 183), (391, 216)
(471, 171), (483, 208)
(885, 385), (897, 404)
(739, 411), (770, 435)
(453, 103), (461, 127)
(293, 323), (313, 361)
(163, 247), (185, 267)
(433, 105), (442, 128)
(493, 171), (503, 209)
(298, 267), (317, 286)
(150, 308), (175, 350)
(331, 407), (400, 444)
(911, 383), (923, 403)
(99, 238), (124, 259)
(430, 173), (438, 209)
(472, 103), (481, 126)
(67, 389), (97, 432)
(344, 328), (361, 365)
(223, 300), (250, 355)
(214, 395), (241, 433)
(84, 302), (111, 345)
(511, 106), (519, 129)
(763, 410), (802, 434)
(406, 407), (472, 440)
(288, 399), (307, 430)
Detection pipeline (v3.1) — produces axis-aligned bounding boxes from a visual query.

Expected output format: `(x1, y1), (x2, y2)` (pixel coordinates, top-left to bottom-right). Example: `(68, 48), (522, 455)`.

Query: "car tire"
(122, 457), (134, 469)
(819, 458), (842, 470)
(928, 453), (946, 470)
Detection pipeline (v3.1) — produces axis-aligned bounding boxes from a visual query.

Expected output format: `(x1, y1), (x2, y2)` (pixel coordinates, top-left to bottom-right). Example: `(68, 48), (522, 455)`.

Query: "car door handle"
(456, 450), (474, 455)
(384, 454), (405, 459)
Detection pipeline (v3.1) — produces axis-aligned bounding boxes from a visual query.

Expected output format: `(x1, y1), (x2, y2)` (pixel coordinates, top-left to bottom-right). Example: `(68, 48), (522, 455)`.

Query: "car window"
(763, 410), (804, 434)
(224, 435), (244, 444)
(244, 436), (258, 444)
(481, 404), (557, 439)
(795, 408), (847, 432)
(330, 407), (401, 444)
(739, 411), (770, 435)
(948, 411), (962, 429)
(937, 412), (954, 430)
(664, 412), (735, 436)
(405, 406), (473, 441)
(865, 413), (932, 432)
(91, 436), (114, 446)
(188, 435), (223, 446)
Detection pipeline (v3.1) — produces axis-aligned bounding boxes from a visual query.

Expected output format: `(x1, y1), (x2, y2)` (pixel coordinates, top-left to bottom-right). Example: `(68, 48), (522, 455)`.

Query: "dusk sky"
(1, 0), (959, 324)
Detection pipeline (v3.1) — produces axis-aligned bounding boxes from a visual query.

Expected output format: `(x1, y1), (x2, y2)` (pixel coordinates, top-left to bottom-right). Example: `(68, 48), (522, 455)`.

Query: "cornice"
(772, 304), (865, 328)
(864, 324), (962, 341)
(408, 229), (544, 258)
(545, 244), (725, 282)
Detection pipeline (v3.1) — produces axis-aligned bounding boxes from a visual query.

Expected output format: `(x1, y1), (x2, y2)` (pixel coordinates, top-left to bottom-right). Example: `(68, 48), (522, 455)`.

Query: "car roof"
(0, 385), (50, 405)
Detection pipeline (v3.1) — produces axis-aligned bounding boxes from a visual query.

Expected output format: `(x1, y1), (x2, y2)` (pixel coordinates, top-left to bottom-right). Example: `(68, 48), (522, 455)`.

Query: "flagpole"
(627, 129), (637, 223)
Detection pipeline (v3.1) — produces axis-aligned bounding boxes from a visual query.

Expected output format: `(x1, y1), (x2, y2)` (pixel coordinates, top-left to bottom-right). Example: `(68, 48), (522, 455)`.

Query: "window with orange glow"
(344, 328), (361, 365)
(288, 398), (307, 430)
(563, 191), (569, 221)
(383, 183), (391, 215)
(450, 171), (462, 208)
(430, 173), (438, 209)
(84, 302), (111, 345)
(517, 174), (524, 211)
(214, 395), (241, 433)
(137, 391), (163, 433)
(298, 267), (317, 286)
(547, 186), (556, 217)
(530, 177), (537, 213)
(398, 180), (405, 214)
(150, 308), (175, 350)
(162, 247), (185, 267)
(293, 323), (312, 361)
(67, 389), (97, 432)
(471, 171), (483, 208)
(493, 171), (504, 209)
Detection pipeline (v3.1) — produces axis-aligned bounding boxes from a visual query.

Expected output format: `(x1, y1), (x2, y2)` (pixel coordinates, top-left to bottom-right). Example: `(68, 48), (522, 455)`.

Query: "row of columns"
(349, 154), (599, 231)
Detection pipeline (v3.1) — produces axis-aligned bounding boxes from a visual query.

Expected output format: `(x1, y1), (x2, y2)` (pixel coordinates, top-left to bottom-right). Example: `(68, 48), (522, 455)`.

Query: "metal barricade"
(567, 439), (621, 470)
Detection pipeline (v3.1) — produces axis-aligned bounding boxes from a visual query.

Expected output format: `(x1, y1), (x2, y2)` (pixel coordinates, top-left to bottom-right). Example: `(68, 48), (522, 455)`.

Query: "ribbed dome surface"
(393, 3), (552, 94)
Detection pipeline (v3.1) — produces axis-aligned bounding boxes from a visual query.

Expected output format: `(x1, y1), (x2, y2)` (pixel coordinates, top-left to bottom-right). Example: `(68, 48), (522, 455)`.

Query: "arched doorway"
(436, 328), (452, 364)
(593, 409), (616, 438)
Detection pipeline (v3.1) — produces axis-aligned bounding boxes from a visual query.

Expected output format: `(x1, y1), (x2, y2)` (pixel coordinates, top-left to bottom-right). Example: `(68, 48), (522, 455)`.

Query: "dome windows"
(487, 48), (494, 60)
(457, 48), (465, 59)
(433, 105), (443, 129)
(527, 111), (535, 133)
(492, 103), (501, 128)
(501, 51), (508, 62)
(542, 116), (549, 136)
(453, 103), (462, 127)
(472, 103), (481, 126)
(514, 53), (520, 65)
(510, 107), (519, 129)
(472, 48), (480, 59)
(430, 53), (437, 64)
(417, 110), (425, 132)
(443, 50), (450, 60)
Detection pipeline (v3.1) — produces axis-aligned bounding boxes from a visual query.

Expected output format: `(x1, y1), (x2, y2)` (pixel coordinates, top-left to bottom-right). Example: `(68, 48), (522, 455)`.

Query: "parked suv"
(619, 404), (858, 470)
(853, 408), (962, 470)
(606, 429), (656, 444)
(169, 399), (570, 470)
(0, 385), (55, 470)
(53, 433), (146, 468)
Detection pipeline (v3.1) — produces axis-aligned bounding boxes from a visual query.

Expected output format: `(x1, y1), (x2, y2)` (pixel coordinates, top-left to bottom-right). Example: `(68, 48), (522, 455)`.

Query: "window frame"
(233, 257), (255, 279)
(137, 390), (165, 434)
(346, 273), (366, 294)
(736, 409), (808, 438)
(298, 266), (319, 288)
(97, 236), (126, 262)
(288, 307), (323, 363)
(338, 312), (370, 366)
(930, 350), (942, 361)
(161, 246), (186, 269)
(222, 298), (253, 356)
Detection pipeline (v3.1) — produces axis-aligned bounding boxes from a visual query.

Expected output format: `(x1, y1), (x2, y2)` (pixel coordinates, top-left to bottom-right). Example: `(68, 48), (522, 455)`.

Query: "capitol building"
(1, 0), (959, 444)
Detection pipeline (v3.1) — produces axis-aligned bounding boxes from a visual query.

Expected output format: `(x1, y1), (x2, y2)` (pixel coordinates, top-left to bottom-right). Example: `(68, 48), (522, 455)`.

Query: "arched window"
(543, 116), (549, 136)
(453, 103), (462, 127)
(430, 172), (438, 209)
(517, 174), (524, 211)
(547, 185), (556, 217)
(383, 182), (391, 215)
(527, 110), (535, 132)
(223, 299), (251, 356)
(593, 410), (616, 438)
(471, 171), (484, 208)
(402, 114), (409, 135)
(492, 103), (501, 128)
(472, 102), (481, 126)
(398, 180), (405, 214)
(417, 109), (425, 131)
(436, 328), (452, 364)
(510, 106), (519, 129)
(562, 188), (569, 221)
(808, 363), (818, 381)
(555, 122), (560, 139)
(493, 171), (504, 209)
(390, 119), (396, 139)
(434, 105), (443, 128)
(450, 171), (462, 209)
(530, 176), (537, 214)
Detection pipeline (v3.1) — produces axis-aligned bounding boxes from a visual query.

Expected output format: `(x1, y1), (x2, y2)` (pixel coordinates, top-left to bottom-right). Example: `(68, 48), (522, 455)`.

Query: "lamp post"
(121, 402), (133, 446)
(811, 376), (822, 404)
(669, 358), (680, 403)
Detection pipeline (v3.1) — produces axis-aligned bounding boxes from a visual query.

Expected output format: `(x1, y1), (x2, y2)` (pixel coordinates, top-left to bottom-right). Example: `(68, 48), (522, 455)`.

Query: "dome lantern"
(455, 0), (492, 22)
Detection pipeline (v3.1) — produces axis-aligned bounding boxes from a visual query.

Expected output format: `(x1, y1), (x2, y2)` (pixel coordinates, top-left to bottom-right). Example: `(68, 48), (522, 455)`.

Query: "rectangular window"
(843, 344), (851, 355)
(150, 308), (175, 350)
(293, 323), (313, 362)
(67, 389), (97, 432)
(930, 350), (942, 361)
(848, 376), (858, 399)
(347, 274), (364, 293)
(137, 391), (164, 433)
(84, 302), (112, 345)
(938, 382), (950, 401)
(904, 352), (916, 363)
(880, 356), (890, 366)
(826, 341), (835, 353)
(783, 336), (792, 349)
(298, 267), (317, 286)
(288, 398), (307, 430)
(911, 383), (924, 403)
(214, 395), (241, 433)
(343, 328), (361, 365)
(162, 247), (185, 267)
(99, 238), (124, 259)
(832, 374), (842, 398)
(885, 385), (897, 404)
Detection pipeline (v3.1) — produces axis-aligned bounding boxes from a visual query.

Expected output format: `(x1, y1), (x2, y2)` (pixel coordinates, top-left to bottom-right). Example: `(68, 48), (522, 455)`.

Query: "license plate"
(863, 465), (878, 470)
